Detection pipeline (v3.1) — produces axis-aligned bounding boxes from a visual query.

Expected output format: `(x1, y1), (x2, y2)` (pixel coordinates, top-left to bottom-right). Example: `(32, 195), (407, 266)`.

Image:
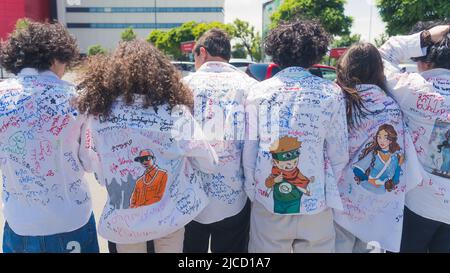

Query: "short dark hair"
(265, 19), (331, 68)
(194, 28), (231, 61)
(410, 20), (450, 70)
(0, 20), (79, 74)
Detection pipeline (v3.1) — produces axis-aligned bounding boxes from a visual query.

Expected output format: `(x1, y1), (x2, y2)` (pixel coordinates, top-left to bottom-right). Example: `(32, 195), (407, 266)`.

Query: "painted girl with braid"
(352, 124), (404, 194)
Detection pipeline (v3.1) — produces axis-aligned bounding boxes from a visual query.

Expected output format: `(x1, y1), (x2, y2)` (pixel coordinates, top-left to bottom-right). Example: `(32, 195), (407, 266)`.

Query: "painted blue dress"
(439, 142), (450, 174)
(353, 150), (401, 195)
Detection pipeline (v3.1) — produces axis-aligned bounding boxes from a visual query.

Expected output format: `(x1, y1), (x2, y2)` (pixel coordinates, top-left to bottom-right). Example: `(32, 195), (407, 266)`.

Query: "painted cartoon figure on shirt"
(265, 136), (315, 214)
(353, 124), (404, 194)
(437, 130), (450, 175)
(130, 150), (168, 208)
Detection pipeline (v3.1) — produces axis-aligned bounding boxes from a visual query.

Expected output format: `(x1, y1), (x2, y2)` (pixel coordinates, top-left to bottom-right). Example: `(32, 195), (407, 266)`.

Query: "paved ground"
(0, 173), (110, 253)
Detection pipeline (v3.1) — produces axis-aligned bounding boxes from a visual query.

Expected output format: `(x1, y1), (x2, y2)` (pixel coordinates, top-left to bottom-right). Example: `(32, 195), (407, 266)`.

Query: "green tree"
(377, 0), (450, 35)
(232, 44), (248, 59)
(15, 18), (30, 30)
(147, 21), (234, 60)
(231, 19), (262, 62)
(270, 0), (353, 36)
(331, 34), (361, 48)
(87, 44), (107, 56)
(374, 33), (389, 47)
(193, 22), (235, 40)
(121, 27), (137, 41)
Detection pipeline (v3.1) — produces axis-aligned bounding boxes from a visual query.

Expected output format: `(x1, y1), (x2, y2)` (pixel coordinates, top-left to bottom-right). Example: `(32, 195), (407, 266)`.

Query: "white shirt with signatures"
(243, 66), (349, 216)
(78, 98), (218, 244)
(0, 68), (92, 236)
(333, 84), (422, 252)
(380, 32), (450, 224)
(184, 61), (257, 224)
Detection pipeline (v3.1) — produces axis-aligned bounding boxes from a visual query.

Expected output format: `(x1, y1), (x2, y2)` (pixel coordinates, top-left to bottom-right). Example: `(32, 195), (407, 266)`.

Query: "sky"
(224, 0), (386, 42)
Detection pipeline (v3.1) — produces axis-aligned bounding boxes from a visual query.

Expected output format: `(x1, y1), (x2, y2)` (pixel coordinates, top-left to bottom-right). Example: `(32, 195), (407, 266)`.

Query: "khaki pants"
(334, 223), (383, 253)
(249, 201), (335, 253)
(116, 228), (185, 253)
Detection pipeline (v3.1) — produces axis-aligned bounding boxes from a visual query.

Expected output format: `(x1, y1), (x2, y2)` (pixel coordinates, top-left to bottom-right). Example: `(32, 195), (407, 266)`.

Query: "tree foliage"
(147, 21), (233, 60)
(270, 0), (353, 36)
(87, 44), (107, 56)
(377, 0), (450, 35)
(121, 27), (137, 41)
(231, 19), (262, 62)
(331, 34), (361, 48)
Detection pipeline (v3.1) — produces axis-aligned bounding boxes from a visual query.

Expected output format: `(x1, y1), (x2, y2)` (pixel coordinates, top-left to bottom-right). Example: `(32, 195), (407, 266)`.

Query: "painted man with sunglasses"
(130, 150), (168, 208)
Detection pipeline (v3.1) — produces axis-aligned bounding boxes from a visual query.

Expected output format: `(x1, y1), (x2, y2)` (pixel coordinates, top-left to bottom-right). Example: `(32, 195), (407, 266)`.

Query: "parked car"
(229, 58), (256, 72)
(0, 66), (14, 80)
(171, 61), (195, 77)
(245, 63), (337, 82)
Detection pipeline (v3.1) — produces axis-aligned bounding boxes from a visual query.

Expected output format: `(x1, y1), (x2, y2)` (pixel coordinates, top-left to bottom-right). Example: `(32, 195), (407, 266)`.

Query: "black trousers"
(108, 241), (155, 253)
(400, 207), (450, 253)
(183, 199), (251, 253)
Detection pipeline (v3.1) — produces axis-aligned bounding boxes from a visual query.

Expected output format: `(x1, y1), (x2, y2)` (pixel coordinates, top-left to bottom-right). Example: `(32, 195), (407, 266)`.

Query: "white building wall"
(58, 0), (224, 53)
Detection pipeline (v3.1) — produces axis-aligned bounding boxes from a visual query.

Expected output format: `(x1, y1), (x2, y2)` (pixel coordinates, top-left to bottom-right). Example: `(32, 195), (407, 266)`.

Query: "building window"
(66, 7), (224, 13)
(67, 23), (183, 29)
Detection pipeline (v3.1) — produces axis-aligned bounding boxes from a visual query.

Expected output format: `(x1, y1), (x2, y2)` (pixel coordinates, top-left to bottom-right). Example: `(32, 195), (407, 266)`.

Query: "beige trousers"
(116, 228), (185, 253)
(334, 223), (383, 253)
(248, 201), (335, 253)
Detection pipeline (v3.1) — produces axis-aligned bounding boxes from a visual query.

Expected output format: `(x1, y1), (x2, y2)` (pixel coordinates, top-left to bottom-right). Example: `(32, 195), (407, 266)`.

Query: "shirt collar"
(356, 84), (385, 93)
(18, 68), (60, 79)
(196, 61), (240, 73)
(275, 66), (310, 78)
(420, 68), (450, 79)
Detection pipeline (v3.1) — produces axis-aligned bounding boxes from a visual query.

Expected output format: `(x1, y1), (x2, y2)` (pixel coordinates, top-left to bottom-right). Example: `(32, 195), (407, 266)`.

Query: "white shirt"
(79, 97), (218, 244)
(243, 67), (349, 215)
(184, 62), (257, 224)
(333, 84), (422, 252)
(0, 68), (92, 236)
(380, 33), (450, 224)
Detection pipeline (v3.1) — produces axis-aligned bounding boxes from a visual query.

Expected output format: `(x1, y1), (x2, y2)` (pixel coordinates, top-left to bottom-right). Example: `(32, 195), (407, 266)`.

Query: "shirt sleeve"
(325, 91), (349, 180)
(242, 89), (259, 202)
(379, 32), (433, 109)
(77, 115), (98, 174)
(173, 106), (219, 174)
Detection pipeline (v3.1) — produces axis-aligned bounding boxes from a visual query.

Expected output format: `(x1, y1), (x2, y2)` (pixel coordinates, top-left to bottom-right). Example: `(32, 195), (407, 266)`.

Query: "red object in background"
(180, 41), (196, 53)
(329, 47), (348, 59)
(0, 0), (50, 40)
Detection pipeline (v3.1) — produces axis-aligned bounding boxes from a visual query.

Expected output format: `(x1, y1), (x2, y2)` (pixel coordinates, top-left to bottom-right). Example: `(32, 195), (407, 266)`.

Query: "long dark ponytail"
(336, 43), (389, 128)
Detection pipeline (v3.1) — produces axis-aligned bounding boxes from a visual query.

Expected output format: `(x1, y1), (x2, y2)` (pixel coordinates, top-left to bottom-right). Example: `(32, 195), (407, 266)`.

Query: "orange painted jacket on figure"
(130, 165), (168, 208)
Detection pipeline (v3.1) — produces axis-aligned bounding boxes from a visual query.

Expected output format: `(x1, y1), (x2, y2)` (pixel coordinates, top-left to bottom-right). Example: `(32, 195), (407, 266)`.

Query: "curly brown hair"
(265, 19), (331, 68)
(76, 39), (193, 116)
(0, 20), (79, 74)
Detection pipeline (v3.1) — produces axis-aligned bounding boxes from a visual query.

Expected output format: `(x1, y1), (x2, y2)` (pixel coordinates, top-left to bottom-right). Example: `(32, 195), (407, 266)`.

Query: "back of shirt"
(380, 33), (450, 223)
(184, 62), (257, 224)
(334, 84), (421, 252)
(244, 67), (349, 216)
(79, 98), (218, 243)
(0, 69), (92, 236)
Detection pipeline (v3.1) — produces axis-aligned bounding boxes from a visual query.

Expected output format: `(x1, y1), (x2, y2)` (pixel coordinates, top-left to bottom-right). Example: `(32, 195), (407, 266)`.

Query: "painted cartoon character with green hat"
(265, 136), (315, 214)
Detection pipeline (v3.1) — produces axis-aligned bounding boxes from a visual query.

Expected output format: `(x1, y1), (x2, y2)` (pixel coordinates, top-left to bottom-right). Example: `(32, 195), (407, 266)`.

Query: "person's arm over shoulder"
(379, 25), (450, 107)
(379, 32), (425, 70)
(242, 85), (261, 202)
(172, 105), (218, 174)
(325, 86), (349, 179)
(77, 114), (98, 174)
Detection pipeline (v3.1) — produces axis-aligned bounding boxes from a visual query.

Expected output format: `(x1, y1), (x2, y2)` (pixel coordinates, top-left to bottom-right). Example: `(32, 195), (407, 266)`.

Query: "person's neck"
(204, 57), (228, 63)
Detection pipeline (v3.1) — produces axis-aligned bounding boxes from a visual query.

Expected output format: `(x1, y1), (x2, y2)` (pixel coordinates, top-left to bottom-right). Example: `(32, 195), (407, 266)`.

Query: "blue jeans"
(3, 213), (99, 253)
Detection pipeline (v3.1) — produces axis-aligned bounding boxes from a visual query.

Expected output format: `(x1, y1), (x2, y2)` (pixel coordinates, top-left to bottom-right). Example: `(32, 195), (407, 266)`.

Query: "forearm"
(379, 32), (425, 68)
